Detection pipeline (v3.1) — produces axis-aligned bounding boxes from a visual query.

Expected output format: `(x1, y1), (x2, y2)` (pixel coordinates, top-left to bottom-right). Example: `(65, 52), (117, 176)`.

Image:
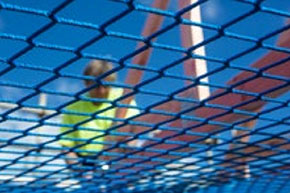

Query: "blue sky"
(0, 0), (289, 143)
(0, 0), (289, 191)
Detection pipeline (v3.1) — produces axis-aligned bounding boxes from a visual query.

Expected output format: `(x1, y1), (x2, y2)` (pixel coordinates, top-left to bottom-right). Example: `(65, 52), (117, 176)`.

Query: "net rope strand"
(0, 0), (289, 192)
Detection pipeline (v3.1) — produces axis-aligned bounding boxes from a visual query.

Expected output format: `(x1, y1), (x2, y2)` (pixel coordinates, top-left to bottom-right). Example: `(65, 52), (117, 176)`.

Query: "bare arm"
(63, 150), (79, 166)
(105, 0), (169, 150)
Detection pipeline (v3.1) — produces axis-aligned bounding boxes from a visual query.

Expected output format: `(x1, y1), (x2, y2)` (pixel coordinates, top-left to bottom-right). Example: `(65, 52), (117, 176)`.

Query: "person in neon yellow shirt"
(59, 60), (139, 166)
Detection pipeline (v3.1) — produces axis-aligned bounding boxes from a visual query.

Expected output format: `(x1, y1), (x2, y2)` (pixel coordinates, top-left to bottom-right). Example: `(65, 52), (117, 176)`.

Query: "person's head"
(83, 60), (116, 103)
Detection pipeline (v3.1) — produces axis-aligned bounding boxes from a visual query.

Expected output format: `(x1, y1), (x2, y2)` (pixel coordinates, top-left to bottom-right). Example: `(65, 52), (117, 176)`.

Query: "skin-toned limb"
(185, 19), (290, 135)
(62, 150), (79, 167)
(216, 22), (290, 178)
(222, 21), (290, 177)
(60, 150), (85, 179)
(114, 0), (170, 118)
(277, 19), (290, 47)
(145, 20), (289, 179)
(106, 0), (170, 148)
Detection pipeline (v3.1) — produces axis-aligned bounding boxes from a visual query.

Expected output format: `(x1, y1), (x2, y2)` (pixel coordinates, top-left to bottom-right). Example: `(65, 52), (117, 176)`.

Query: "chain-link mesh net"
(0, 0), (289, 192)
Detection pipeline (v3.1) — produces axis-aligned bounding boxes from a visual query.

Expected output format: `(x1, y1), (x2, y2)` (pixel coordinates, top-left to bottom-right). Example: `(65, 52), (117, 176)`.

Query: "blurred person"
(59, 60), (139, 170)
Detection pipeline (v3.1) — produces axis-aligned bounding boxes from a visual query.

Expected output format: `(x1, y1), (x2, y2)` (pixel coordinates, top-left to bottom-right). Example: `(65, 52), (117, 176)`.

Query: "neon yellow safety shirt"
(59, 88), (139, 155)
